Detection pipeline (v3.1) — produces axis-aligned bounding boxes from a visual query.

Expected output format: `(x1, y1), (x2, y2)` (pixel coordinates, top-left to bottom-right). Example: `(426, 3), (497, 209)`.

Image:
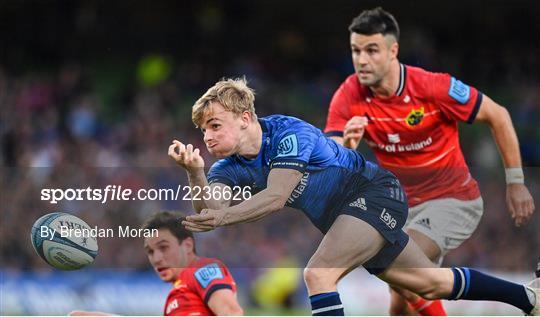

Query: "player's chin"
(208, 147), (231, 159)
(358, 76), (374, 86)
(357, 76), (376, 86)
(158, 270), (175, 282)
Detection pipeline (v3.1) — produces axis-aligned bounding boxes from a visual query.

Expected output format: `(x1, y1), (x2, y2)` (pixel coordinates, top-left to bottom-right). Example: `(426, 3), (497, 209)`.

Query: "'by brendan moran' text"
(40, 226), (158, 240)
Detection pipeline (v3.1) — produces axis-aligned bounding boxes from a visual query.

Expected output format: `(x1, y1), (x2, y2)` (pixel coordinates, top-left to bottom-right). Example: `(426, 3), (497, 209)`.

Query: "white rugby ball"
(31, 212), (99, 270)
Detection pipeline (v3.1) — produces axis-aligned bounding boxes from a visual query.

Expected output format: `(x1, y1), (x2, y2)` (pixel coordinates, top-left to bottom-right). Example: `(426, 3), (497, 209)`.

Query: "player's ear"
(180, 237), (195, 254)
(390, 41), (399, 59)
(240, 111), (251, 129)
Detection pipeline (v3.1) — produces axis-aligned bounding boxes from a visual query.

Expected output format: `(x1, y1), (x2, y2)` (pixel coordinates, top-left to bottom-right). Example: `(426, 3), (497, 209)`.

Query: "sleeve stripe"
(270, 159), (307, 173)
(467, 92), (483, 124)
(203, 284), (233, 304)
(325, 131), (344, 137)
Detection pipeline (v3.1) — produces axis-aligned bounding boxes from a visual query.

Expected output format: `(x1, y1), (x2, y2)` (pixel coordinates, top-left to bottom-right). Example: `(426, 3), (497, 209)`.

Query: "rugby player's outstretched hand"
(506, 183), (535, 227)
(183, 209), (225, 232)
(168, 140), (205, 172)
(343, 116), (368, 149)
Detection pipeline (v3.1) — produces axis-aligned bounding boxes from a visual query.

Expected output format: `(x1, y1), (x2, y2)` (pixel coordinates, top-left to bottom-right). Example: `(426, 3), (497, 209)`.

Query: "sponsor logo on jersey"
(194, 263), (223, 288)
(448, 77), (471, 104)
(276, 134), (298, 157)
(349, 197), (367, 210)
(366, 137), (432, 153)
(406, 107), (425, 126)
(166, 299), (178, 315)
(387, 133), (400, 144)
(380, 208), (397, 229)
(287, 172), (310, 204)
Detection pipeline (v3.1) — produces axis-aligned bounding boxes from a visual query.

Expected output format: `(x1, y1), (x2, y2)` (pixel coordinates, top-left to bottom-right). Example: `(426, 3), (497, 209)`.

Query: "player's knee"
(303, 267), (334, 289)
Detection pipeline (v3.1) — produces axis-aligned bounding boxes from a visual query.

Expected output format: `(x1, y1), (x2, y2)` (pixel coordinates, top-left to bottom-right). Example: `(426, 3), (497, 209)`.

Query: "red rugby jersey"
(325, 64), (482, 206)
(164, 257), (237, 316)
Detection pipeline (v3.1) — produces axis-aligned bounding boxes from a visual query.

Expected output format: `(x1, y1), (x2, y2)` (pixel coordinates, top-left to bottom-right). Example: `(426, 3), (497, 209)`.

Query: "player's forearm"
(220, 188), (286, 225)
(487, 106), (523, 169)
(186, 169), (215, 212)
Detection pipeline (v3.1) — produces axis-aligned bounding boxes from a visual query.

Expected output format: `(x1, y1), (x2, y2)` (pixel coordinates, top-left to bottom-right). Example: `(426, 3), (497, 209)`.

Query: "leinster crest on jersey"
(406, 107), (424, 126)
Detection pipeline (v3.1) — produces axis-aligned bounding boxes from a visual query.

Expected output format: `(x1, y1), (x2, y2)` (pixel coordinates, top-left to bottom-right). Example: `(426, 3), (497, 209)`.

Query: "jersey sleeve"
(430, 73), (483, 124)
(190, 261), (236, 305)
(324, 82), (353, 137)
(207, 159), (236, 187)
(270, 122), (318, 173)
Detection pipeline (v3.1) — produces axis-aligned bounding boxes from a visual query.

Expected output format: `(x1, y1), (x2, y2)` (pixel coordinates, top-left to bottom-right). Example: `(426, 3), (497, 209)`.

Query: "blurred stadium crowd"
(1, 1), (539, 275)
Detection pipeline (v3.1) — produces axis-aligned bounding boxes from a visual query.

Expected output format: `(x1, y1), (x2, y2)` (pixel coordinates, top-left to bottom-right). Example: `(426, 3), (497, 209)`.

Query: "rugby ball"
(31, 212), (98, 270)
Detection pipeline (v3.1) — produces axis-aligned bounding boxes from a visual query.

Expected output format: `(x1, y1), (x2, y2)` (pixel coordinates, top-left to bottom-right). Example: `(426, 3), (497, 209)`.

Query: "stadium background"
(1, 0), (539, 315)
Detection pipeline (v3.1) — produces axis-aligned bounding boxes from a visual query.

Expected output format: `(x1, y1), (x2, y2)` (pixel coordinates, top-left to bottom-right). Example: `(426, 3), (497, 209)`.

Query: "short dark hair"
(349, 7), (400, 42)
(142, 211), (196, 253)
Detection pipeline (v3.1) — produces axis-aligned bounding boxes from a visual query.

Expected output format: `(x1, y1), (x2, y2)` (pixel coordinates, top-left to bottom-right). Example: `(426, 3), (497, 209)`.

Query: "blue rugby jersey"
(207, 115), (382, 232)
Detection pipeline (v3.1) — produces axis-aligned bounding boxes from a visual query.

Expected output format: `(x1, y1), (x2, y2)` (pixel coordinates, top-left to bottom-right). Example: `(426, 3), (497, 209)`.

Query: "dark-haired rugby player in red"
(325, 7), (535, 316)
(70, 211), (242, 316)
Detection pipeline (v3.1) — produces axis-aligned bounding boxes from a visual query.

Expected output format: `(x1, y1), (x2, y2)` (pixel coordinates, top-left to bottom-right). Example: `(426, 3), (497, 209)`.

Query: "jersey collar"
(364, 63), (407, 102)
(396, 63), (406, 96)
(258, 118), (268, 132)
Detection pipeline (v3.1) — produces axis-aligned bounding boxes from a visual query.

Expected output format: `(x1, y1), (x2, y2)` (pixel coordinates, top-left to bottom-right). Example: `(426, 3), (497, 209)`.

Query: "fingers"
(507, 184), (536, 226)
(186, 213), (214, 222)
(182, 215), (216, 232)
(168, 140), (185, 159)
(168, 143), (178, 158)
(514, 197), (535, 226)
(183, 224), (212, 232)
(345, 116), (369, 128)
(345, 132), (363, 140)
(507, 198), (517, 224)
(178, 142), (186, 158)
(344, 116), (368, 142)
(344, 122), (367, 132)
(182, 221), (214, 232)
(186, 143), (193, 162)
(168, 140), (202, 167)
(182, 210), (220, 232)
(528, 199), (536, 218)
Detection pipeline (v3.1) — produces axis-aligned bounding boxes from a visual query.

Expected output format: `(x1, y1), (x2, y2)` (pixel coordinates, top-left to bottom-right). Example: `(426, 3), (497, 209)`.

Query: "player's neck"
(170, 255), (200, 284)
(237, 121), (262, 159)
(369, 60), (401, 98)
(187, 254), (199, 266)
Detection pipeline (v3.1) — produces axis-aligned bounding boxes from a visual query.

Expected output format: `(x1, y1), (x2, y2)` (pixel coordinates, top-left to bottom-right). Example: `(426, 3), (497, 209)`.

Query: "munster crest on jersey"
(406, 107), (424, 126)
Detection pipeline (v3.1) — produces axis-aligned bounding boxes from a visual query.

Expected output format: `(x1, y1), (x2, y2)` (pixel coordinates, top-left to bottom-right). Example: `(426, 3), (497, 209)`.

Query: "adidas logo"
(349, 197), (367, 210)
(415, 218), (431, 230)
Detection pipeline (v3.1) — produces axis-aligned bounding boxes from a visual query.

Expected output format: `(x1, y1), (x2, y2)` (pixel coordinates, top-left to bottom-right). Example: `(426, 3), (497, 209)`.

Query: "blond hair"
(192, 77), (256, 127)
